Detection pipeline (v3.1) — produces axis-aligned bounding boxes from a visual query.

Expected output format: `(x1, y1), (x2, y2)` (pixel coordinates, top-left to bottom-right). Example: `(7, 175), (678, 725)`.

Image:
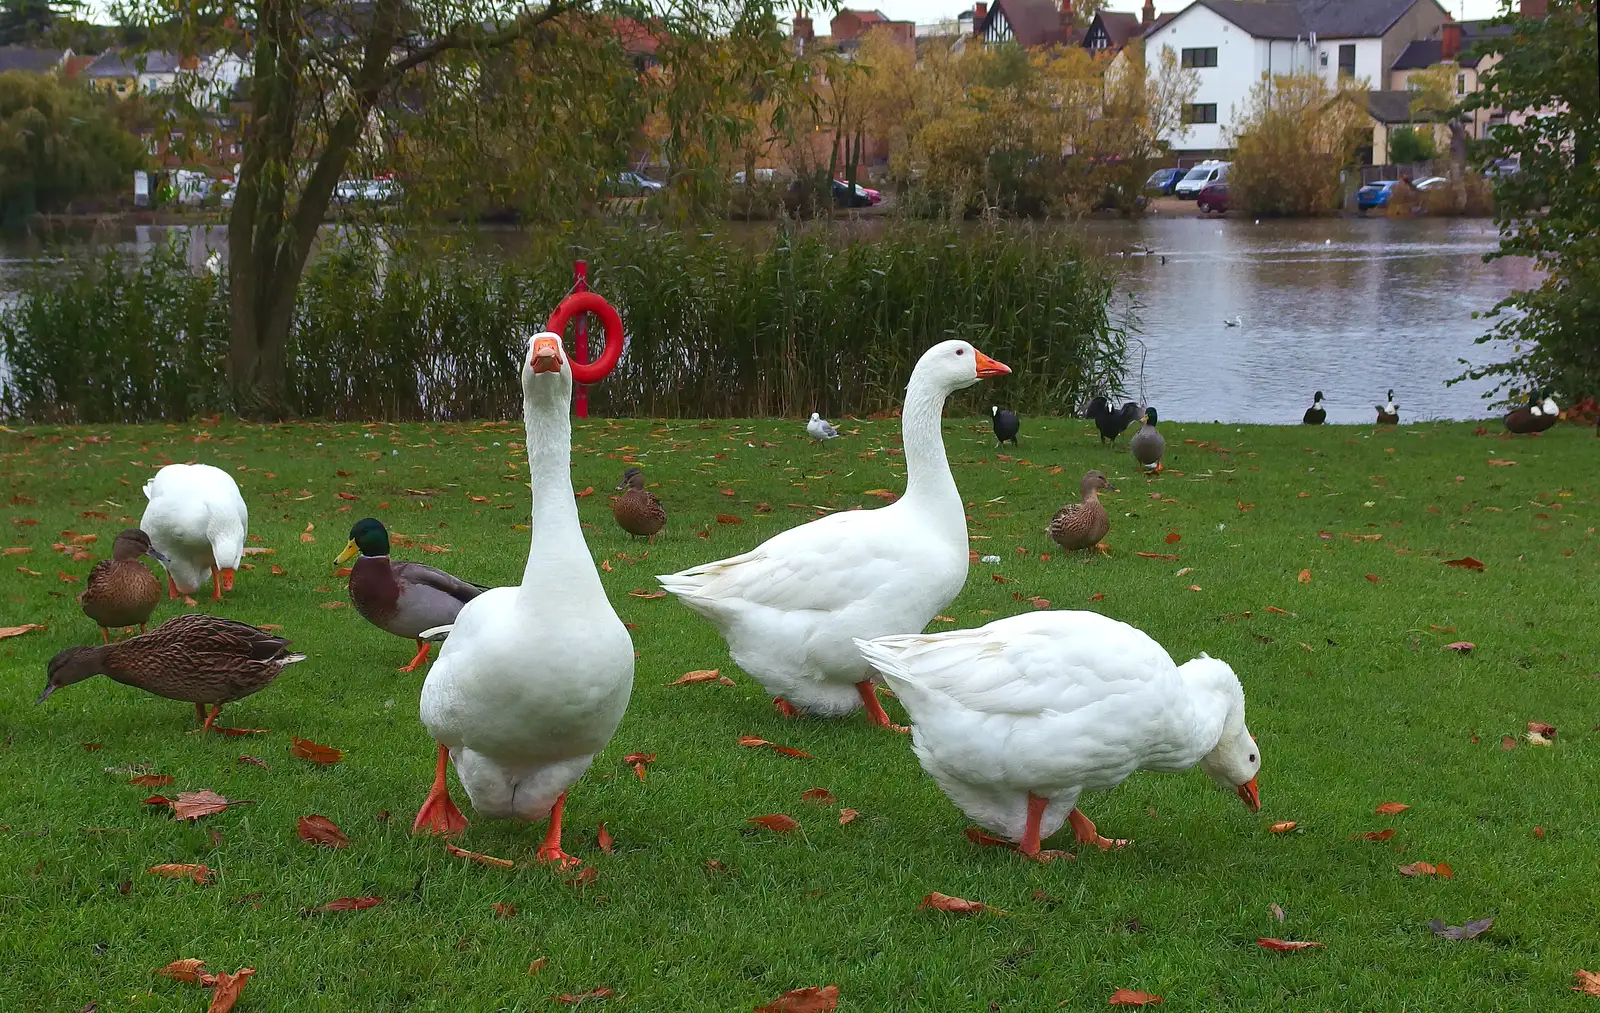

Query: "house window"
(1457, 73), (1466, 94)
(1181, 46), (1218, 68)
(1182, 103), (1218, 124)
(1087, 27), (1108, 51)
(1319, 50), (1328, 66)
(1338, 43), (1356, 77)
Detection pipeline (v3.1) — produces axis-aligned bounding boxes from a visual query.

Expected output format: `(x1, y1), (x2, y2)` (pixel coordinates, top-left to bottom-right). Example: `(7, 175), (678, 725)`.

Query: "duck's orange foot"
(397, 640), (432, 673)
(773, 697), (799, 718)
(413, 789), (469, 837)
(855, 680), (909, 733)
(535, 844), (582, 871)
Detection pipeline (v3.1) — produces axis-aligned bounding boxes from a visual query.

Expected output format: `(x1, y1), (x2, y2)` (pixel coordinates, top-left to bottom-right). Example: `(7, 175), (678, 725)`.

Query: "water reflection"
(1, 216), (1531, 422)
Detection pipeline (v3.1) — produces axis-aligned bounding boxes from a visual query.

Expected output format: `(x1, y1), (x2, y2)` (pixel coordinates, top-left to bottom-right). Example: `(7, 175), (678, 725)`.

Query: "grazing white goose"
(807, 412), (840, 441)
(140, 464), (248, 600)
(660, 340), (1010, 727)
(413, 331), (634, 868)
(855, 610), (1261, 860)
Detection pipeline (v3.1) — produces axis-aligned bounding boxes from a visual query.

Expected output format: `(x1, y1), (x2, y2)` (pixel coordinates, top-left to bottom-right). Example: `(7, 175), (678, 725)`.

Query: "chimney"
(1441, 20), (1461, 61)
(792, 14), (814, 52)
(973, 2), (987, 36)
(1060, 0), (1074, 34)
(1519, 0), (1547, 16)
(1142, 0), (1156, 26)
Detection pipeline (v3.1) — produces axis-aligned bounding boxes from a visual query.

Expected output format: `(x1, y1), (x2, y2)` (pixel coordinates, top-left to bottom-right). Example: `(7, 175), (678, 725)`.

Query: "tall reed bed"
(1, 222), (1123, 422)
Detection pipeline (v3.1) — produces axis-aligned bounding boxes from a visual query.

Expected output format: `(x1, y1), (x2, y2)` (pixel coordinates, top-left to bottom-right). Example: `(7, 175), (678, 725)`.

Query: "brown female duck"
(37, 613), (304, 732)
(1049, 471), (1113, 551)
(613, 466), (666, 541)
(80, 529), (166, 642)
(335, 518), (486, 672)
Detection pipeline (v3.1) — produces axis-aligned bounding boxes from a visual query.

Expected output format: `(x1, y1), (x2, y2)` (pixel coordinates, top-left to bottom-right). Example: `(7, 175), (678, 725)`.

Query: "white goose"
(855, 610), (1261, 860)
(658, 340), (1009, 727)
(413, 332), (634, 867)
(140, 463), (248, 600)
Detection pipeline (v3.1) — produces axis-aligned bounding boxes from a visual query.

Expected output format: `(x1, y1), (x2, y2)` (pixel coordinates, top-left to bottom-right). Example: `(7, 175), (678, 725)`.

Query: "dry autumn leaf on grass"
(667, 669), (723, 686)
(622, 752), (655, 780)
(149, 863), (213, 884)
(1107, 988), (1165, 1006)
(1375, 802), (1410, 815)
(290, 737), (344, 764)
(171, 790), (251, 820)
(1444, 641), (1475, 653)
(1351, 829), (1396, 841)
(1573, 970), (1600, 996)
(1442, 556), (1486, 570)
(554, 988), (613, 1005)
(316, 896), (382, 913)
(1297, 569), (1312, 584)
(297, 815), (349, 848)
(755, 984), (840, 1013)
(747, 814), (800, 833)
(1398, 861), (1455, 878)
(597, 823), (614, 854)
(919, 892), (1003, 915)
(0, 623), (45, 639)
(129, 773), (174, 788)
(1268, 821), (1298, 834)
(155, 958), (207, 983)
(838, 808), (860, 825)
(1257, 938), (1325, 952)
(801, 788), (837, 805)
(206, 967), (255, 1013)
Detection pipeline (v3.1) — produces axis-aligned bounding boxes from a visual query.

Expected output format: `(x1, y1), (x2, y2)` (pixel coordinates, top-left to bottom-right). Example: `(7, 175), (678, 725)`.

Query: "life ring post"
(544, 279), (625, 413)
(574, 260), (590, 418)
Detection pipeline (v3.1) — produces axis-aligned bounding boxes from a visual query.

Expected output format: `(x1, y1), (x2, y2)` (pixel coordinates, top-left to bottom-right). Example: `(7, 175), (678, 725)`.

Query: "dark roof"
(1189, 0), (1435, 40)
(1142, 11), (1178, 36)
(980, 0), (1073, 47)
(1365, 89), (1422, 123)
(1087, 11), (1144, 49)
(1391, 38), (1486, 69)
(0, 47), (68, 74)
(83, 49), (186, 77)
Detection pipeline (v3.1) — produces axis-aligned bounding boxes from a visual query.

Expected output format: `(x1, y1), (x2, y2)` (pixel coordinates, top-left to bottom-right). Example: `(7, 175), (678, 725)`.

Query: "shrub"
(0, 223), (1126, 422)
(1227, 73), (1367, 216)
(1386, 126), (1437, 164)
(0, 70), (144, 221)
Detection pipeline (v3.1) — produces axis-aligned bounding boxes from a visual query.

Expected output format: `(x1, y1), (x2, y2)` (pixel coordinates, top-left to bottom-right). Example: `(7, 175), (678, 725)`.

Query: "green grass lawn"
(2, 413), (1597, 1011)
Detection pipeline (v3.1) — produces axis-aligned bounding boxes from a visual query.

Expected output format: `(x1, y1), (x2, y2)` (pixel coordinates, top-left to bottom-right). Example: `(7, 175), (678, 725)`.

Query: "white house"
(1145, 0), (1449, 159)
(81, 49), (246, 110)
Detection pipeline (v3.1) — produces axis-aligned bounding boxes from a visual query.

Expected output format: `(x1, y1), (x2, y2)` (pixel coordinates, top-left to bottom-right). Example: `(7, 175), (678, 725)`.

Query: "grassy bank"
(1, 415), (1597, 1010)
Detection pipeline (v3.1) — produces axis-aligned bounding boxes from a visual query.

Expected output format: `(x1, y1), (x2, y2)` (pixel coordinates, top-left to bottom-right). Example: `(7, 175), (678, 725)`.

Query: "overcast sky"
(796, 0), (1514, 24)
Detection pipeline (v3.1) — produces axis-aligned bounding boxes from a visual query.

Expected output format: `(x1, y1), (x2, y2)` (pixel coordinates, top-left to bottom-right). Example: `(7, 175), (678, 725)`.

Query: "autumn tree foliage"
(1226, 72), (1368, 216)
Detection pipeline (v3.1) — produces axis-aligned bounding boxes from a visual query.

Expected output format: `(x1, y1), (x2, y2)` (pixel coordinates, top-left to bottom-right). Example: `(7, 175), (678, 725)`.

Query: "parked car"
(830, 178), (875, 207)
(733, 168), (782, 184)
(1174, 160), (1229, 200)
(1144, 167), (1183, 196)
(1413, 176), (1448, 191)
(1483, 158), (1521, 178)
(605, 171), (664, 196)
(835, 179), (882, 205)
(1357, 180), (1399, 211)
(1196, 181), (1229, 214)
(333, 177), (403, 205)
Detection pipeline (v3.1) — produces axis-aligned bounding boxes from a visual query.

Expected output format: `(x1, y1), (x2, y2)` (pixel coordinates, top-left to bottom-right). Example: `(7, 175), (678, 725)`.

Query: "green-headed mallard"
(612, 467), (666, 541)
(38, 613), (304, 732)
(1131, 408), (1165, 473)
(1049, 471), (1113, 551)
(1375, 390), (1399, 425)
(1303, 391), (1326, 425)
(80, 529), (166, 642)
(335, 518), (487, 673)
(1504, 388), (1559, 434)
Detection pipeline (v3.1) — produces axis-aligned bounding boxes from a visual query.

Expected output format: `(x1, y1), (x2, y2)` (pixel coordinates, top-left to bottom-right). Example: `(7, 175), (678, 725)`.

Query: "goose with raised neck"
(855, 610), (1260, 861)
(659, 339), (1010, 728)
(414, 331), (634, 869)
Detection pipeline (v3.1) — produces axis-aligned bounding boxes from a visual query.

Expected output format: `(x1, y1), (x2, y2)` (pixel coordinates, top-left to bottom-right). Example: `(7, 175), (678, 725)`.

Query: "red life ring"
(545, 291), (624, 385)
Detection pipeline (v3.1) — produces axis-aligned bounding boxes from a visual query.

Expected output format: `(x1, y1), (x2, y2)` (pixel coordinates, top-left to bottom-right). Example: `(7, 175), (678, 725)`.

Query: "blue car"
(1144, 167), (1183, 196)
(1357, 180), (1398, 211)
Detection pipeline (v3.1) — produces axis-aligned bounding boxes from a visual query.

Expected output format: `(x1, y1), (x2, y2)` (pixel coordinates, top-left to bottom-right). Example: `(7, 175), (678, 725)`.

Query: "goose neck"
(521, 386), (591, 590)
(899, 377), (959, 509)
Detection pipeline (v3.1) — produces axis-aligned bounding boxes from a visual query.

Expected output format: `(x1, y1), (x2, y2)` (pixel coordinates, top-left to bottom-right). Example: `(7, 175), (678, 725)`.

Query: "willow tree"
(130, 0), (804, 418)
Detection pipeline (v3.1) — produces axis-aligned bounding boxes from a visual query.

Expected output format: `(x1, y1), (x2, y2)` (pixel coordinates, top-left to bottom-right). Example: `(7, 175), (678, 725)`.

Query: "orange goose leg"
(412, 743), (468, 836)
(1017, 792), (1050, 858)
(1069, 808), (1129, 851)
(535, 792), (580, 870)
(855, 680), (909, 733)
(397, 640), (432, 673)
(210, 565), (223, 601)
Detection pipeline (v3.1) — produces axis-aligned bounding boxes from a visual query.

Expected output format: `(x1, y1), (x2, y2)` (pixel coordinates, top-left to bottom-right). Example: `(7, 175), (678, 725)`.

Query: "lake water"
(0, 216), (1533, 423)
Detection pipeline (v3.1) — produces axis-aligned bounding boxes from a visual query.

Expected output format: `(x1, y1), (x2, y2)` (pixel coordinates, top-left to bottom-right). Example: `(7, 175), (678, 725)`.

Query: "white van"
(1174, 160), (1230, 200)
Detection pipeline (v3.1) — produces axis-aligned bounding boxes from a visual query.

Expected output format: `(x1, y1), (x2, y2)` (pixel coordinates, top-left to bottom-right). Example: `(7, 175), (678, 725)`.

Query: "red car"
(1196, 181), (1229, 214)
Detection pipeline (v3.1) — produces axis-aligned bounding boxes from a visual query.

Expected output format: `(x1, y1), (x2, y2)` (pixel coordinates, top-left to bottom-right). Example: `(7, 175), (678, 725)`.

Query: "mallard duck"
(1131, 408), (1165, 473)
(1504, 388), (1559, 434)
(335, 518), (486, 672)
(1375, 390), (1399, 425)
(80, 529), (166, 642)
(1048, 471), (1112, 551)
(37, 614), (304, 732)
(1303, 391), (1326, 425)
(1084, 396), (1141, 446)
(991, 406), (1019, 446)
(415, 332), (634, 869)
(659, 340), (1010, 729)
(612, 467), (666, 541)
(854, 611), (1260, 861)
(807, 413), (840, 441)
(140, 463), (248, 600)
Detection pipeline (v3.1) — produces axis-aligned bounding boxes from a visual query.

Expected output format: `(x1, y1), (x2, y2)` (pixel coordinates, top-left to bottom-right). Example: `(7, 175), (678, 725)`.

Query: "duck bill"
(1237, 777), (1261, 812)
(973, 350), (1011, 378)
(145, 546), (169, 563)
(335, 540), (360, 566)
(35, 682), (55, 705)
(219, 568), (236, 592)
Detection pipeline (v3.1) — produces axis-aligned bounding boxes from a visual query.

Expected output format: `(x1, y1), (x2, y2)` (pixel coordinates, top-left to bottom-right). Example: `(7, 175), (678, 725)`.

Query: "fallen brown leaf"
(553, 988), (613, 1005)
(754, 984), (840, 1013)
(1365, 574), (1381, 583)
(1573, 970), (1600, 996)
(290, 737), (343, 764)
(528, 957), (549, 976)
(206, 967), (254, 1013)
(667, 669), (721, 686)
(628, 589), (666, 599)
(1375, 802), (1410, 815)
(1528, 720), (1557, 738)
(300, 522), (315, 543)
(1351, 829), (1396, 841)
(1486, 458), (1517, 467)
(1257, 938), (1325, 952)
(738, 735), (773, 748)
(493, 902), (517, 919)
(237, 755), (269, 769)
(316, 896), (382, 912)
(1164, 531), (1181, 544)
(1442, 557), (1485, 570)
(297, 815), (349, 849)
(802, 788), (837, 805)
(1268, 821), (1297, 834)
(1135, 552), (1180, 560)
(1297, 569), (1311, 584)
(1444, 641), (1475, 653)
(1107, 988), (1165, 1006)
(747, 814), (799, 833)
(0, 623), (45, 639)
(622, 752), (655, 780)
(597, 822), (614, 854)
(148, 863), (213, 885)
(919, 891), (999, 915)
(172, 790), (248, 821)
(154, 958), (207, 983)
(565, 866), (598, 887)
(1397, 861), (1454, 878)
(716, 514), (743, 525)
(129, 773), (174, 788)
